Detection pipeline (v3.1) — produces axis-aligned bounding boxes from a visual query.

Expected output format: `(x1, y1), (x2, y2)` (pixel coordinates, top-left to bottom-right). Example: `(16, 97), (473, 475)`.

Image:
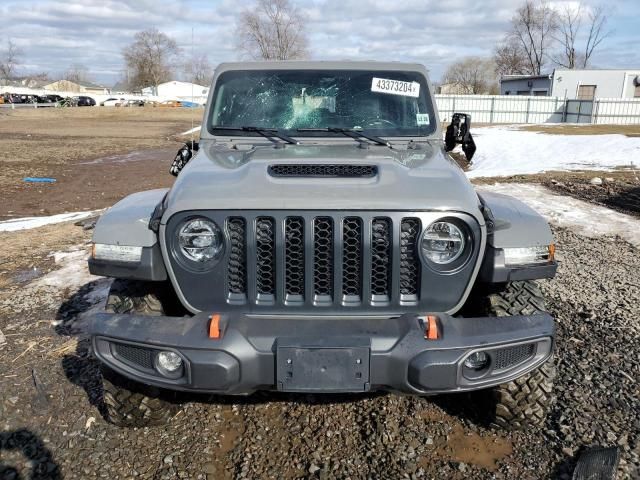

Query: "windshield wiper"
(297, 128), (392, 148)
(215, 126), (299, 145)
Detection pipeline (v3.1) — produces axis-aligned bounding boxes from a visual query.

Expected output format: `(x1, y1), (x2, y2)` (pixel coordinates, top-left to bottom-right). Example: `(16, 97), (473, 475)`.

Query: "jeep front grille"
(225, 214), (422, 307)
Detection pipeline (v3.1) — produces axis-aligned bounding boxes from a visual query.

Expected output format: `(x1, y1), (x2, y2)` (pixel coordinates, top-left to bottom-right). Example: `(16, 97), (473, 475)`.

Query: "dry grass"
(0, 107), (198, 178)
(517, 124), (640, 137)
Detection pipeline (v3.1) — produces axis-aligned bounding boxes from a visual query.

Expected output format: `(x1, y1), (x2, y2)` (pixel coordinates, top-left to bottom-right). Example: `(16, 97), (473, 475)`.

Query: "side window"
(634, 85), (640, 98)
(577, 85), (596, 100)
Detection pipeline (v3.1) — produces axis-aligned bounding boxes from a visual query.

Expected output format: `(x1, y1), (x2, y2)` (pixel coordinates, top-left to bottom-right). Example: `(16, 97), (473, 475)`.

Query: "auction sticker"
(371, 77), (420, 98)
(416, 113), (430, 125)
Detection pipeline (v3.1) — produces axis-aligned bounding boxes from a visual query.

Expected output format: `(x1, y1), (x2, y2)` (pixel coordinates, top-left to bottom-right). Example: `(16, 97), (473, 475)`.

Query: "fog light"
(155, 351), (183, 378)
(464, 351), (489, 370)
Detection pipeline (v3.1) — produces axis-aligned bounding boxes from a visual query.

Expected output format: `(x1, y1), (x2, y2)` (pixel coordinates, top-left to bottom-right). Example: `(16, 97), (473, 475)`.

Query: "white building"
(550, 69), (640, 100)
(142, 81), (209, 101)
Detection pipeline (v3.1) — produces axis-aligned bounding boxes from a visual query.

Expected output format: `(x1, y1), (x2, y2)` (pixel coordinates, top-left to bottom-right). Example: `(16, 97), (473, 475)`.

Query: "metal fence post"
(525, 97), (531, 123)
(490, 97), (495, 123)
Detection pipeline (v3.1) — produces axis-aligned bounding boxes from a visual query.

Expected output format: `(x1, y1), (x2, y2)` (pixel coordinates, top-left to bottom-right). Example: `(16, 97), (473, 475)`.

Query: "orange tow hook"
(424, 315), (440, 340)
(208, 314), (221, 339)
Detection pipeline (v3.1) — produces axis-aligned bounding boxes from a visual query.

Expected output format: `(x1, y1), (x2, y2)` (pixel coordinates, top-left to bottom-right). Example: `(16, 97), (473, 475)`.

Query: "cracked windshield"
(209, 69), (436, 136)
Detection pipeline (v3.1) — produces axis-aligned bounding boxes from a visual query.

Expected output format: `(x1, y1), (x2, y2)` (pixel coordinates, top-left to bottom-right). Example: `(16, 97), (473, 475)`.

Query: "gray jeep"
(87, 61), (557, 429)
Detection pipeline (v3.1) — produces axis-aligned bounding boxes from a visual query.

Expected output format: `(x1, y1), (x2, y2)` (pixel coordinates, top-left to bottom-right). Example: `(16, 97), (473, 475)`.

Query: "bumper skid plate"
(90, 312), (554, 395)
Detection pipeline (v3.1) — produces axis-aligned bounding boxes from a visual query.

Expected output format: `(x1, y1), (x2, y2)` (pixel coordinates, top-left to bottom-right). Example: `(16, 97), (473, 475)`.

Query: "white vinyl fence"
(435, 95), (640, 125)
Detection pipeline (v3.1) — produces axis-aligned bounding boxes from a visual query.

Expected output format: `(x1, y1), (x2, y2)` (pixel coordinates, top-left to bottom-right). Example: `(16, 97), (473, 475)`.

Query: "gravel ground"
(0, 224), (638, 479)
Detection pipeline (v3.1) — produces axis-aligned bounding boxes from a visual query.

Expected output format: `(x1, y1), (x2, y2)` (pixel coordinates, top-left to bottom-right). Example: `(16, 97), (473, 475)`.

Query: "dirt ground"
(472, 170), (640, 218)
(0, 108), (198, 219)
(1, 115), (639, 479)
(518, 124), (640, 137)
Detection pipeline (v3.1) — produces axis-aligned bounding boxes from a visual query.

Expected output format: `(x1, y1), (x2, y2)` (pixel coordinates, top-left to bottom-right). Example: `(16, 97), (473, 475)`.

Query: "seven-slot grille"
(226, 215), (421, 307)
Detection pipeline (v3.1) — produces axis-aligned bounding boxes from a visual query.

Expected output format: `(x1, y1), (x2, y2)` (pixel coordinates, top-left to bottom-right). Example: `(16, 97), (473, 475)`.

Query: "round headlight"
(422, 221), (465, 265)
(178, 218), (223, 263)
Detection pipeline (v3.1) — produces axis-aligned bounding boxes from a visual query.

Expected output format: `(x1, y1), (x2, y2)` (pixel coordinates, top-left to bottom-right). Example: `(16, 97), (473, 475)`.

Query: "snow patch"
(0, 211), (100, 232)
(467, 126), (640, 178)
(479, 183), (640, 247)
(31, 249), (100, 290)
(180, 126), (201, 136)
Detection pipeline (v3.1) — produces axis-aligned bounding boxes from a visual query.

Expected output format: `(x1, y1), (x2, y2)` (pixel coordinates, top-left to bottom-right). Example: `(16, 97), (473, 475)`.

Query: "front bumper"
(90, 312), (554, 395)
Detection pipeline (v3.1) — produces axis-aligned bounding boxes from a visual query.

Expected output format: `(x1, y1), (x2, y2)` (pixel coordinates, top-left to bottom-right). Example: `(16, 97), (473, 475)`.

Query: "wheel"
(468, 280), (556, 430)
(100, 279), (183, 427)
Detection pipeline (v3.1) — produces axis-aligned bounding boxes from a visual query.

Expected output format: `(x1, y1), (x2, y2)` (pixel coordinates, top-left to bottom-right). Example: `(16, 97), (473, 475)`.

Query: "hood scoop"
(268, 164), (378, 178)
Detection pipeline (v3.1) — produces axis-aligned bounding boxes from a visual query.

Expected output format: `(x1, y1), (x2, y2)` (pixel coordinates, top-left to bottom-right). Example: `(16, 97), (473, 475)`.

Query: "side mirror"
(444, 113), (476, 161)
(170, 141), (199, 177)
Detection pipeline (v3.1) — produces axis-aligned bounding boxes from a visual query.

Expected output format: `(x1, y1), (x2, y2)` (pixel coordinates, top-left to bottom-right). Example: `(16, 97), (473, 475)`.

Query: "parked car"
(159, 100), (182, 107)
(41, 94), (64, 104)
(59, 97), (77, 107)
(100, 98), (126, 107)
(125, 99), (145, 107)
(88, 61), (558, 430)
(74, 96), (96, 107)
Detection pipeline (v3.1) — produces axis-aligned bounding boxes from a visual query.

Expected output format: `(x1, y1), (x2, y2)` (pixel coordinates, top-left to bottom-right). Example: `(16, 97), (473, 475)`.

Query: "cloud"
(1, 0), (638, 86)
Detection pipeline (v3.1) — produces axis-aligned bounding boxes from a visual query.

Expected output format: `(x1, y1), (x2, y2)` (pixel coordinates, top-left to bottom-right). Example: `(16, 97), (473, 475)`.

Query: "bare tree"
(123, 28), (180, 91)
(494, 38), (530, 77)
(0, 39), (21, 82)
(64, 64), (91, 84)
(552, 3), (582, 69)
(582, 5), (610, 68)
(236, 0), (308, 60)
(552, 3), (610, 69)
(184, 54), (213, 86)
(443, 57), (498, 95)
(510, 1), (558, 75)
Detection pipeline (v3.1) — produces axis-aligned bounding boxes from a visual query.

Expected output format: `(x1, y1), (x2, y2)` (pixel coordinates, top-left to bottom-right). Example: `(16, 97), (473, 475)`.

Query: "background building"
(500, 69), (640, 99)
(500, 74), (552, 96)
(551, 69), (640, 99)
(43, 80), (110, 94)
(141, 81), (209, 99)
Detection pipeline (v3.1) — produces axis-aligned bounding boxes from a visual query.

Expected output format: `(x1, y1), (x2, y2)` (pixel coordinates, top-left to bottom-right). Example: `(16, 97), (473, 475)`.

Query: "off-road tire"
(474, 280), (556, 430)
(100, 279), (181, 427)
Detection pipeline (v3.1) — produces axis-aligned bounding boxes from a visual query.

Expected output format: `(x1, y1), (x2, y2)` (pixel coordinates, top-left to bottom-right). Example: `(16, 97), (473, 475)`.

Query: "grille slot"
(224, 214), (423, 308)
(256, 217), (276, 297)
(269, 164), (377, 178)
(284, 217), (305, 301)
(113, 343), (154, 371)
(342, 217), (363, 303)
(370, 218), (392, 302)
(313, 217), (334, 303)
(494, 344), (536, 370)
(227, 218), (247, 297)
(400, 218), (421, 299)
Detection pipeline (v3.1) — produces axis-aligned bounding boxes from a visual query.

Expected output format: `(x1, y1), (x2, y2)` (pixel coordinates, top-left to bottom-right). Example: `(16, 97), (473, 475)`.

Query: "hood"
(162, 141), (483, 224)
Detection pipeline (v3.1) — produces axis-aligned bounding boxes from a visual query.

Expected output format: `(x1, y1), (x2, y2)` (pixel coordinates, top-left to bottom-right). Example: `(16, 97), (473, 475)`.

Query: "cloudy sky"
(2, 0), (639, 86)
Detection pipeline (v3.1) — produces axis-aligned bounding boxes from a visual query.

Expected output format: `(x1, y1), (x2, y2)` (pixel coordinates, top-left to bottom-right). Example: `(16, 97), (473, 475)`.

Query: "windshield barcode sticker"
(371, 78), (420, 98)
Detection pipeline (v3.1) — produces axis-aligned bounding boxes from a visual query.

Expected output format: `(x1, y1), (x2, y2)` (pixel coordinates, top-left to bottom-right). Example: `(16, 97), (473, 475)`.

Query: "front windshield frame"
(207, 69), (437, 139)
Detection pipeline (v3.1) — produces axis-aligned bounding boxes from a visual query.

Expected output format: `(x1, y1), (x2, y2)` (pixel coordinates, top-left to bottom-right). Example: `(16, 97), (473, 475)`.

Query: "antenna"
(190, 27), (195, 148)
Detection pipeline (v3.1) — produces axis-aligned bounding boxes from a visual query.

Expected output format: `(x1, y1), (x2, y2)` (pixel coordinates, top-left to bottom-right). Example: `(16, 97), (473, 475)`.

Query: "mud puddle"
(424, 425), (513, 471)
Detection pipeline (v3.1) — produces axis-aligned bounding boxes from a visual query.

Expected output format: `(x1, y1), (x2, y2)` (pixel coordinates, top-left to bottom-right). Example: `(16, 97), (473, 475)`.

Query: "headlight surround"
(421, 220), (467, 265)
(177, 218), (223, 264)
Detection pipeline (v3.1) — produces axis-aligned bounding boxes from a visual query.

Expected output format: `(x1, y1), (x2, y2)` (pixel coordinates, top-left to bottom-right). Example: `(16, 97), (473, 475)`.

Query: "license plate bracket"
(276, 342), (370, 393)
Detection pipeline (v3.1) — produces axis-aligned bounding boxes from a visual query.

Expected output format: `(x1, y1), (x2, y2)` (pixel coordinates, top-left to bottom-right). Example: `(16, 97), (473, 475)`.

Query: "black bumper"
(90, 312), (554, 395)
